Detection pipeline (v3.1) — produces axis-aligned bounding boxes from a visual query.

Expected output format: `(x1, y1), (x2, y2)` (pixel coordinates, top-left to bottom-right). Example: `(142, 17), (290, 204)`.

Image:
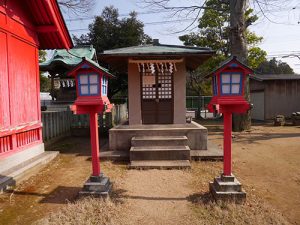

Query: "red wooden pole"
(223, 111), (232, 176)
(89, 112), (100, 177)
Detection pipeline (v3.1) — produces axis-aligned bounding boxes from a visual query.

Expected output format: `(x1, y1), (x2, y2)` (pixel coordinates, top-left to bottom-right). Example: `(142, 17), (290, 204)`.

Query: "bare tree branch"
(58, 0), (96, 15)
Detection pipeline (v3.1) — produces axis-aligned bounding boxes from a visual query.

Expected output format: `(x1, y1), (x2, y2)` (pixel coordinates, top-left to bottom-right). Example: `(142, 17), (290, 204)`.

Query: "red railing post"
(223, 111), (232, 176)
(89, 112), (100, 177)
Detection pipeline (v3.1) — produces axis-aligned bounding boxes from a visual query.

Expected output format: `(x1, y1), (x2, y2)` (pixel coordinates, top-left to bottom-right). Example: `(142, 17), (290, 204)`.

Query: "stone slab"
(190, 141), (223, 161)
(131, 136), (188, 147)
(130, 146), (190, 161)
(100, 151), (129, 161)
(129, 160), (191, 169)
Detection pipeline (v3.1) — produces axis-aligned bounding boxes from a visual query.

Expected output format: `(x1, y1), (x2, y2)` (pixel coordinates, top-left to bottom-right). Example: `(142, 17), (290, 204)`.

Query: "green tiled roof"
(102, 43), (214, 56)
(40, 45), (113, 77)
(40, 45), (96, 71)
(100, 41), (215, 71)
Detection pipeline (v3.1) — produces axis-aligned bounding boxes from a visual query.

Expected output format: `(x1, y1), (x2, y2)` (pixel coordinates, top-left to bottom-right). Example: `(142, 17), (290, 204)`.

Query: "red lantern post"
(68, 57), (114, 196)
(207, 56), (253, 202)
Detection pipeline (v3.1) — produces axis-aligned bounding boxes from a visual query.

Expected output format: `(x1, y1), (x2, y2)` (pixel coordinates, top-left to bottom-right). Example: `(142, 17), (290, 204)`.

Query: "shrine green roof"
(40, 45), (97, 73)
(101, 43), (214, 56)
(99, 40), (215, 71)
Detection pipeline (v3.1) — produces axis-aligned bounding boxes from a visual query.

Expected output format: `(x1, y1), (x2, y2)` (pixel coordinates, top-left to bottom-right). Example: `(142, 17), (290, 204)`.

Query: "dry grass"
(35, 197), (124, 225)
(32, 159), (291, 225)
(189, 162), (291, 225)
(34, 161), (128, 225)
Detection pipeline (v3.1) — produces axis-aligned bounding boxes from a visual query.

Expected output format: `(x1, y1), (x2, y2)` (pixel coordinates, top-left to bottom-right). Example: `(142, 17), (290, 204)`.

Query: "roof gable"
(209, 56), (254, 76)
(67, 58), (114, 78)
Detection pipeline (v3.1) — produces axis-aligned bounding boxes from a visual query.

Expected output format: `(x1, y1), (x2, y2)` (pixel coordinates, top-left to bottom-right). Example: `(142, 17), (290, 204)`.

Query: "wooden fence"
(41, 111), (72, 142)
(41, 103), (128, 143)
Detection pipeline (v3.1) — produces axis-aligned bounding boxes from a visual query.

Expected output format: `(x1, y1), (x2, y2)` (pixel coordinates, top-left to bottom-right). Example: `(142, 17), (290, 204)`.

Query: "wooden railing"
(41, 103), (128, 143)
(0, 123), (42, 157)
(41, 111), (72, 142)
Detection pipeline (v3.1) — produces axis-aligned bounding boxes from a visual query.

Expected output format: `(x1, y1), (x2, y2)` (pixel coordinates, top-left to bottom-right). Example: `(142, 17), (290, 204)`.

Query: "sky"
(62, 0), (300, 74)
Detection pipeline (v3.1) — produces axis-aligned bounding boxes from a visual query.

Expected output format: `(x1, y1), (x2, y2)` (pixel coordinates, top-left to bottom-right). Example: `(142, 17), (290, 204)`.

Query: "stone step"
(130, 146), (190, 161)
(213, 177), (242, 192)
(209, 182), (246, 203)
(129, 160), (191, 169)
(131, 136), (188, 147)
(0, 151), (59, 191)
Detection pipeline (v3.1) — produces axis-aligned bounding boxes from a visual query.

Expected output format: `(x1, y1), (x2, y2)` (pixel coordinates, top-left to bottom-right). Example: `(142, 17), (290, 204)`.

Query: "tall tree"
(39, 50), (51, 92)
(73, 6), (152, 98)
(141, 0), (294, 131)
(257, 58), (294, 74)
(180, 0), (266, 131)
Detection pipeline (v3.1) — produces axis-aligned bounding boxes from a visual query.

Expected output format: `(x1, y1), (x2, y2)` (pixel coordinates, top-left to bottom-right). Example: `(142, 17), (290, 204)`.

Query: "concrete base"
(0, 143), (58, 191)
(191, 141), (223, 161)
(209, 174), (246, 203)
(79, 173), (112, 197)
(0, 143), (45, 174)
(109, 121), (208, 152)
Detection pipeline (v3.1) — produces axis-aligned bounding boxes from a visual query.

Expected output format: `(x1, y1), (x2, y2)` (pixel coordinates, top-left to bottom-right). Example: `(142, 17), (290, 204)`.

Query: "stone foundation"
(79, 173), (112, 197)
(209, 174), (246, 203)
(109, 121), (208, 152)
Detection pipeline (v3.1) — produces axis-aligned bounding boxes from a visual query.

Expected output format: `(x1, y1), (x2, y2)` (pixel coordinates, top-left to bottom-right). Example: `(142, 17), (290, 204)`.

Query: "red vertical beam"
(3, 137), (7, 152)
(12, 134), (17, 149)
(223, 111), (232, 176)
(89, 112), (100, 177)
(0, 138), (3, 153)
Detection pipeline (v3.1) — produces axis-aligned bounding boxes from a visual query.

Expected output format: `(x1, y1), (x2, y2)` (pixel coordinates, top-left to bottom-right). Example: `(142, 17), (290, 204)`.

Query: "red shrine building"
(0, 0), (72, 188)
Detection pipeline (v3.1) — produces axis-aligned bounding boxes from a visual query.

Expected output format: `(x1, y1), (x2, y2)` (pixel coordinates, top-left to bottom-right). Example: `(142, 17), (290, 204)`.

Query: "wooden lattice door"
(140, 63), (174, 124)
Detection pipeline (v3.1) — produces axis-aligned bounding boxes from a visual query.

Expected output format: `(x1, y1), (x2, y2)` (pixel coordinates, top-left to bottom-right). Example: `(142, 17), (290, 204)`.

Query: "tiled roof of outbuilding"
(250, 74), (300, 81)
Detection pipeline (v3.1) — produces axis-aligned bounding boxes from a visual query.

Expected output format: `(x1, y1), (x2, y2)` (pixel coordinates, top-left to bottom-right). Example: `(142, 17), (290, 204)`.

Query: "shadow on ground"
(46, 136), (109, 156)
(233, 132), (300, 144)
(5, 186), (81, 204)
(111, 187), (214, 205)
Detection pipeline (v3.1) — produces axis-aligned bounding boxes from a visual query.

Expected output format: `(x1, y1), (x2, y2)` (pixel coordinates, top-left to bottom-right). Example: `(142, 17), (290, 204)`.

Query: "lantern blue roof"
(68, 57), (115, 78)
(210, 56), (254, 75)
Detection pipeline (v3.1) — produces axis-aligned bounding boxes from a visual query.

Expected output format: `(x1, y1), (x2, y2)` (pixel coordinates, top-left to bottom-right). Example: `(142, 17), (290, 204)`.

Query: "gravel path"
(116, 169), (199, 225)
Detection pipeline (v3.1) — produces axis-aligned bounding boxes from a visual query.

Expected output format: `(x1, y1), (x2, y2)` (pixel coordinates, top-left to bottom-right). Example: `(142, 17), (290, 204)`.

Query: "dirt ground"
(204, 122), (300, 224)
(0, 123), (299, 225)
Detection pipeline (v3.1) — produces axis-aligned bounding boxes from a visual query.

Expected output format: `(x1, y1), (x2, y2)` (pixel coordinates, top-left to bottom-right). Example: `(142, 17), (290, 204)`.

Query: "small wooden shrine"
(100, 40), (216, 169)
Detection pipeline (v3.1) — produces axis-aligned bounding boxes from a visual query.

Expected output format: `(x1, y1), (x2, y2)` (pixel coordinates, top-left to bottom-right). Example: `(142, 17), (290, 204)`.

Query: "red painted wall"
(0, 1), (42, 157)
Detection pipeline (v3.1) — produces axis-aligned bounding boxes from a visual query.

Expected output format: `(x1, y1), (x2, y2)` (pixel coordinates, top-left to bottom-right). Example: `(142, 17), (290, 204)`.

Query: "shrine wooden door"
(141, 64), (174, 124)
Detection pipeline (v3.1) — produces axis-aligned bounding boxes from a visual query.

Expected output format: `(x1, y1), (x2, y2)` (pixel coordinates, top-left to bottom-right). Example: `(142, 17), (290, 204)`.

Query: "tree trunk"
(229, 0), (251, 131)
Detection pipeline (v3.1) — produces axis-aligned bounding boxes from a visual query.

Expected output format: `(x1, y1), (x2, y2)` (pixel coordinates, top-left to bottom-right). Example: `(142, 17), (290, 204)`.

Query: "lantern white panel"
(80, 85), (89, 95)
(90, 74), (98, 84)
(79, 75), (88, 84)
(222, 74), (230, 83)
(222, 84), (230, 94)
(232, 74), (241, 83)
(90, 85), (98, 94)
(232, 84), (240, 94)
